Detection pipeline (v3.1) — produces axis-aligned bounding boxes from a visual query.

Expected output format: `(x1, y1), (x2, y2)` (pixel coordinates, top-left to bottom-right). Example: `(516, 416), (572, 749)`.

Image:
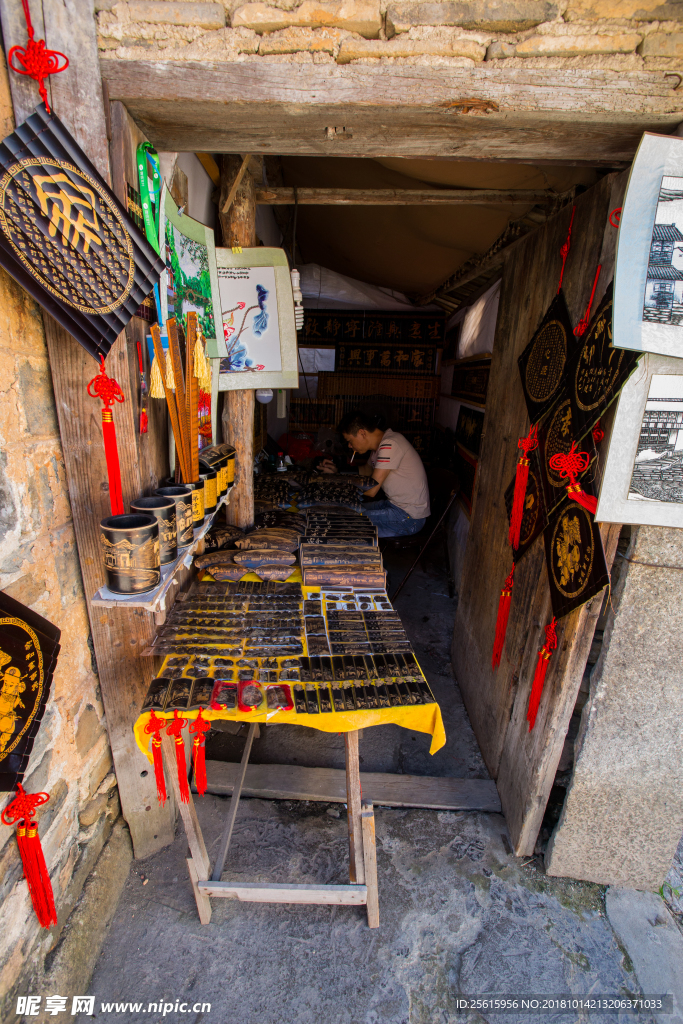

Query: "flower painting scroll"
(215, 248), (299, 391)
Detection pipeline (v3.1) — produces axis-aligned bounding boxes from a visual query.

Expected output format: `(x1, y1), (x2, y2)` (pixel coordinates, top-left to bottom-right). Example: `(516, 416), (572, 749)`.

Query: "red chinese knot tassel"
(189, 709), (211, 797)
(144, 710), (167, 806)
(7, 0), (69, 112)
(2, 785), (57, 928)
(492, 563), (514, 671)
(574, 265), (602, 337)
(527, 618), (558, 731)
(87, 357), (125, 516)
(140, 406), (149, 434)
(557, 206), (576, 294)
(166, 710), (189, 803)
(548, 441), (597, 515)
(509, 424), (538, 549)
(592, 420), (605, 444)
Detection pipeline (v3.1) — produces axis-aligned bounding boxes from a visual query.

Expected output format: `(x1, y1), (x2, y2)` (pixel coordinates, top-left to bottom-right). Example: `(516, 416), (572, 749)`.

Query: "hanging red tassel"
(527, 618), (557, 730)
(1, 785), (57, 928)
(7, 0), (68, 112)
(592, 420), (605, 444)
(136, 341), (149, 434)
(548, 441), (597, 515)
(144, 710), (167, 806)
(189, 709), (211, 796)
(166, 710), (189, 803)
(492, 562), (514, 670)
(574, 265), (602, 337)
(557, 206), (576, 294)
(140, 406), (149, 434)
(87, 357), (125, 516)
(509, 424), (539, 549)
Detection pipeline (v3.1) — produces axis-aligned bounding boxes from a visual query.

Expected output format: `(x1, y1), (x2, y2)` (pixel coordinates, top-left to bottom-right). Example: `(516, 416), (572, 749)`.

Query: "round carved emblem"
(525, 318), (568, 404)
(550, 503), (595, 599)
(0, 158), (134, 315)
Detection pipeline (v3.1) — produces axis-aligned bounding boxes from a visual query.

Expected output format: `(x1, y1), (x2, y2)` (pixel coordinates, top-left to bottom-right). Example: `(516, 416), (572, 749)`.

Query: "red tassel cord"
(527, 618), (557, 730)
(166, 710), (189, 803)
(87, 357), (125, 516)
(136, 341), (149, 434)
(557, 206), (576, 294)
(574, 265), (602, 337)
(7, 0), (68, 112)
(592, 419), (605, 444)
(2, 785), (57, 928)
(509, 424), (539, 549)
(492, 562), (514, 671)
(548, 441), (598, 515)
(189, 709), (211, 796)
(144, 710), (167, 806)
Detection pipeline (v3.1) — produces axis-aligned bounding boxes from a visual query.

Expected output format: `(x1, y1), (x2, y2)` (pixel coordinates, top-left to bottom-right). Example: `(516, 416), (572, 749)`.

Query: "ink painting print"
(642, 178), (683, 328)
(628, 374), (683, 504)
(218, 267), (281, 374)
(596, 354), (683, 528)
(614, 133), (683, 358)
(215, 247), (299, 391)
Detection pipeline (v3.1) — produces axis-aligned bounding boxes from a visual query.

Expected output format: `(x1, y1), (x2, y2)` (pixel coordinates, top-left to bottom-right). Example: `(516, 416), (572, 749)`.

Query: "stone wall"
(0, 57), (119, 1019)
(96, 0), (683, 68)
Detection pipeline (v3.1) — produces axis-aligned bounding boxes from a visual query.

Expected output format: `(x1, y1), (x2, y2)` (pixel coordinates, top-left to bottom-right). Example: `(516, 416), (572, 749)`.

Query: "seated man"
(320, 410), (430, 538)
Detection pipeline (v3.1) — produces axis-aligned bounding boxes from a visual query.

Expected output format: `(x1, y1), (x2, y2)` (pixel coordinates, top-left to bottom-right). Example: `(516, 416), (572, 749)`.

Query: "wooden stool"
(161, 727), (379, 928)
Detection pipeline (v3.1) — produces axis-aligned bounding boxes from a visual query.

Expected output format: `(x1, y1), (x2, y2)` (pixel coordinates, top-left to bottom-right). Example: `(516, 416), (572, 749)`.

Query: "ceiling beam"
(255, 187), (562, 205)
(100, 60), (683, 165)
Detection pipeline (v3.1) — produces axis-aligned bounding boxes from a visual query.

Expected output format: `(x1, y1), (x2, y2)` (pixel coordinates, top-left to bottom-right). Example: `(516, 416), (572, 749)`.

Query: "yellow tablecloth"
(134, 701), (446, 760)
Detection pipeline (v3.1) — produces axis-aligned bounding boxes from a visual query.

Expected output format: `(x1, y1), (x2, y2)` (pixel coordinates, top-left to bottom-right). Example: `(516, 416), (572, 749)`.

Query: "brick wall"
(96, 0), (683, 68)
(0, 56), (119, 1019)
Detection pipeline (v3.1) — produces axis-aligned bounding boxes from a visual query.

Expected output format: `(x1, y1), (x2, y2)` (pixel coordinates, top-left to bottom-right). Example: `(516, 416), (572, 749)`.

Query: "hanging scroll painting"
(0, 104), (163, 360)
(216, 247), (299, 391)
(159, 187), (220, 351)
(596, 354), (683, 528)
(566, 283), (640, 442)
(614, 132), (683, 358)
(543, 494), (609, 620)
(517, 291), (577, 424)
(0, 592), (60, 792)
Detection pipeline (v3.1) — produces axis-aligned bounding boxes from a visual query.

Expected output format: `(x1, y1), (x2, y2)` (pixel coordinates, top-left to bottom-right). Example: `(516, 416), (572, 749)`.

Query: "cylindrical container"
(189, 481), (205, 527)
(156, 485), (193, 546)
(199, 470), (217, 514)
(130, 495), (177, 565)
(215, 455), (228, 497)
(221, 444), (236, 488)
(100, 514), (160, 595)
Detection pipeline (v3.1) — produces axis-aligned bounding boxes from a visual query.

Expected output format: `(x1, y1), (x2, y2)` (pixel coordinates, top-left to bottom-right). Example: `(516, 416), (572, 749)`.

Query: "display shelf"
(91, 494), (229, 614)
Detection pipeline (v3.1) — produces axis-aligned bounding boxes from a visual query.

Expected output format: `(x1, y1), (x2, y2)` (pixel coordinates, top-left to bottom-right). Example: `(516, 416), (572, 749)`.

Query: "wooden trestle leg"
(163, 727), (379, 926)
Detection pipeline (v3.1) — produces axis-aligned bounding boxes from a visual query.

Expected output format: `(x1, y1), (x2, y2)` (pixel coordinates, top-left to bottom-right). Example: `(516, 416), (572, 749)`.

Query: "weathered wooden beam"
(256, 187), (558, 205)
(100, 59), (683, 164)
(220, 155), (256, 530)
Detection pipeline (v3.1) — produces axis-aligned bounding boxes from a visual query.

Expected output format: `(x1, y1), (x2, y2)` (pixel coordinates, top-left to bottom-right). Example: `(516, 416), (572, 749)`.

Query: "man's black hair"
(337, 409), (387, 436)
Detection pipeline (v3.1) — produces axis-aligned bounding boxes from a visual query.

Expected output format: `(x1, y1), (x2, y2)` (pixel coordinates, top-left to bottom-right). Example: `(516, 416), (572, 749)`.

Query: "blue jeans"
(363, 500), (426, 538)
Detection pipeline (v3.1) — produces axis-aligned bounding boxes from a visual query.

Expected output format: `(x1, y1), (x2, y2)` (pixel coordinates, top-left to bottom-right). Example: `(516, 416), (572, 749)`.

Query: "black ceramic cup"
(189, 481), (205, 527)
(100, 513), (160, 594)
(156, 485), (193, 545)
(199, 470), (218, 514)
(130, 495), (177, 565)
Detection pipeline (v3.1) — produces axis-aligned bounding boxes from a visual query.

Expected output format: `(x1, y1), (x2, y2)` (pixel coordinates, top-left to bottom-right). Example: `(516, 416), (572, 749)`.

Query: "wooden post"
(219, 155), (256, 529)
(345, 731), (365, 885)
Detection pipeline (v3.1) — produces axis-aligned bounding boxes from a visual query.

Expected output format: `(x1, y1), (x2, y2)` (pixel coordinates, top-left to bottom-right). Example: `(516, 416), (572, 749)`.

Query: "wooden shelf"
(91, 494), (229, 614)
